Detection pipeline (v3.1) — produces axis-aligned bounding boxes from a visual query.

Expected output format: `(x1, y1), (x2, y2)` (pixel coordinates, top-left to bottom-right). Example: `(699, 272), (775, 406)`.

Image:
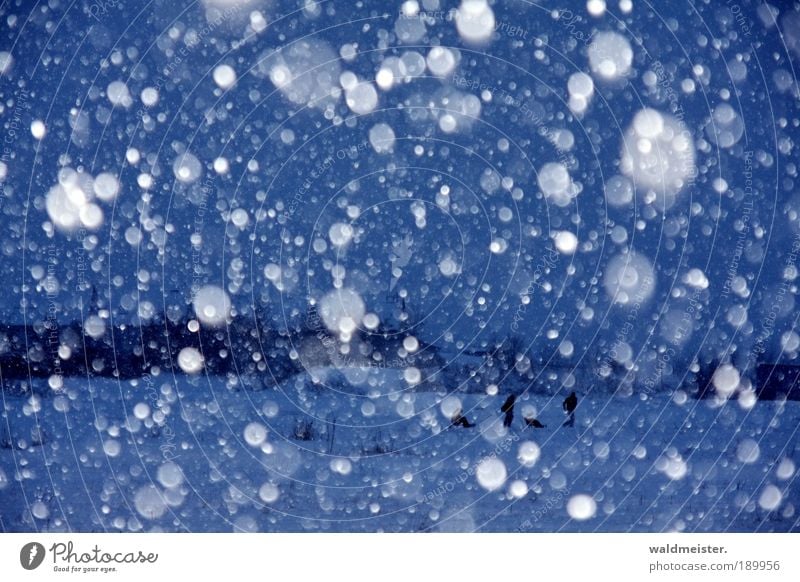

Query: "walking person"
(501, 394), (516, 428)
(562, 391), (578, 427)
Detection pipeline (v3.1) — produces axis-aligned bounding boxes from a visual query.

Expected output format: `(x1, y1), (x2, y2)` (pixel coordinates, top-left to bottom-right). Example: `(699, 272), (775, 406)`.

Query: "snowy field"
(1, 368), (797, 532)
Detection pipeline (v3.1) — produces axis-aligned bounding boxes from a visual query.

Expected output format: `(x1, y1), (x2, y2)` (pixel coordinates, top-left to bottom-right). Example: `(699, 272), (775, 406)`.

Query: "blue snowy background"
(0, 0), (799, 532)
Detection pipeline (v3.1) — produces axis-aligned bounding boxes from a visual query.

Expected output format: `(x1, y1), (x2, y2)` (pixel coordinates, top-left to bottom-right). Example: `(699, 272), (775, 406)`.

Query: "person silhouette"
(563, 391), (578, 413)
(562, 391), (578, 427)
(501, 394), (516, 428)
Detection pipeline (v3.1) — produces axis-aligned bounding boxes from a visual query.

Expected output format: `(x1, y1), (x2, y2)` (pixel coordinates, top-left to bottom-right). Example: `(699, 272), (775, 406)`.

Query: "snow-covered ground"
(1, 368), (797, 532)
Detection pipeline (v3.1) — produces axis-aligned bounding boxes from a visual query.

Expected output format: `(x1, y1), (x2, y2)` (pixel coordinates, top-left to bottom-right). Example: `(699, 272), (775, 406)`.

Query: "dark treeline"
(1, 318), (797, 401)
(0, 316), (293, 386)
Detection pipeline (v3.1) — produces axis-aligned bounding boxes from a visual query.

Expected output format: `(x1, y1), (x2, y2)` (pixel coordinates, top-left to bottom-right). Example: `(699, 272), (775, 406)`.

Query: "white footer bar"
(1, 533), (796, 581)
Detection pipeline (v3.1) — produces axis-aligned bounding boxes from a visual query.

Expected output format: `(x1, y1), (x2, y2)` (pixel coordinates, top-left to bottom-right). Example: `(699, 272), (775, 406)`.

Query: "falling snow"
(0, 0), (798, 536)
